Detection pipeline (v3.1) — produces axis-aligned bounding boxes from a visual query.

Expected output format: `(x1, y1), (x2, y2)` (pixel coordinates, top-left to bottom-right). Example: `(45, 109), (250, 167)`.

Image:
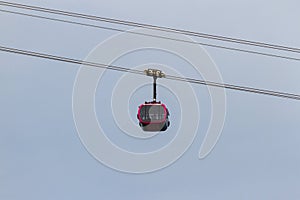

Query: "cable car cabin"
(137, 102), (170, 132)
(137, 69), (170, 132)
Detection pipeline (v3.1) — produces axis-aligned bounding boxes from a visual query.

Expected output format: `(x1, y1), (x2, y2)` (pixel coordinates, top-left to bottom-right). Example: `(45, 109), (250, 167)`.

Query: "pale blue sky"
(1, 0), (300, 199)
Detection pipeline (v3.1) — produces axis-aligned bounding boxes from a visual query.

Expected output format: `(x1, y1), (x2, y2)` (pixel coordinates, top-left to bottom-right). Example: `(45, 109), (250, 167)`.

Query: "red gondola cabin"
(137, 102), (170, 131)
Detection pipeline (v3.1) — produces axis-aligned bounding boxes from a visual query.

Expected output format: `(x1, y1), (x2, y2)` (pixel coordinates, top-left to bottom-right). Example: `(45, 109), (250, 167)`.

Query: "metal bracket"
(144, 69), (165, 102)
(144, 69), (166, 78)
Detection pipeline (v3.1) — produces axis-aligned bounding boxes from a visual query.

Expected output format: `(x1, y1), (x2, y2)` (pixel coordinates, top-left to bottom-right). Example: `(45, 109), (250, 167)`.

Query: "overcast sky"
(1, 0), (300, 199)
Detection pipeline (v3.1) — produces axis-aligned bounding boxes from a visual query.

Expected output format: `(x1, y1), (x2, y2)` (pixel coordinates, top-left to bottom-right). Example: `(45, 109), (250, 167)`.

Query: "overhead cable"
(0, 1), (300, 54)
(1, 8), (300, 62)
(1, 45), (300, 101)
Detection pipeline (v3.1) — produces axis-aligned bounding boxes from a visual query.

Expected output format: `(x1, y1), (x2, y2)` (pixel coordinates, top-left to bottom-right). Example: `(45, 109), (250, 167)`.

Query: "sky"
(1, 0), (300, 199)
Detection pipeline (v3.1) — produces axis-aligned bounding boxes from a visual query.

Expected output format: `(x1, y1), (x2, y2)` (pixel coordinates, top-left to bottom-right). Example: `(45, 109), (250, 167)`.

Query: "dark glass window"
(139, 105), (166, 123)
